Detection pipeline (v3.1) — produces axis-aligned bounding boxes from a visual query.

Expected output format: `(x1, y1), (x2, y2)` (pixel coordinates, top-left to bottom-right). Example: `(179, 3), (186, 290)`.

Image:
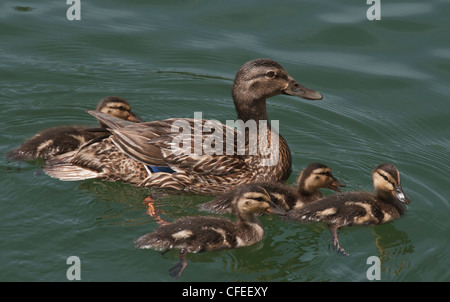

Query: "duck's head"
(232, 59), (322, 121)
(234, 187), (286, 216)
(372, 163), (410, 205)
(96, 96), (143, 124)
(298, 163), (345, 193)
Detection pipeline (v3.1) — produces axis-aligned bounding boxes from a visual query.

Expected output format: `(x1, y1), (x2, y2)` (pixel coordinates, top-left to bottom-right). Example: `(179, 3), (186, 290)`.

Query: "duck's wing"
(88, 110), (136, 129)
(88, 111), (247, 174)
(199, 188), (238, 214)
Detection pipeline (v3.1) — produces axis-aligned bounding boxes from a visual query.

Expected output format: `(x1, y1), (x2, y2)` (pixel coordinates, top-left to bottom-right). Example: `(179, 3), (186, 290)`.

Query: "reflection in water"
(371, 223), (413, 277)
(12, 6), (35, 12)
(77, 180), (153, 226)
(76, 180), (211, 226)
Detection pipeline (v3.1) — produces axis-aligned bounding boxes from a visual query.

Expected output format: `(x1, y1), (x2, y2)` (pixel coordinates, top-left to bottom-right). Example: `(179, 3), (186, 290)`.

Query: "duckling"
(7, 96), (143, 161)
(133, 186), (286, 279)
(199, 163), (345, 214)
(285, 163), (410, 255)
(43, 59), (323, 194)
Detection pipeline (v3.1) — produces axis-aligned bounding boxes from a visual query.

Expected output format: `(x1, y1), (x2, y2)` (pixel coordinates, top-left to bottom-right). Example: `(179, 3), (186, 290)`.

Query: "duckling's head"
(234, 187), (286, 216)
(232, 59), (322, 121)
(298, 163), (345, 193)
(96, 96), (143, 124)
(372, 163), (410, 205)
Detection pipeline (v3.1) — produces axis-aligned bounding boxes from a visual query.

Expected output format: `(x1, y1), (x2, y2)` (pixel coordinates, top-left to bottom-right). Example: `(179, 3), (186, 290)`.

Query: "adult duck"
(44, 59), (323, 194)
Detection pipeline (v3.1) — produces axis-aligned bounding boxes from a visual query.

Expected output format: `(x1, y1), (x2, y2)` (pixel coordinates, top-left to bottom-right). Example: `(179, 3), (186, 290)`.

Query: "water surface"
(1, 0), (449, 282)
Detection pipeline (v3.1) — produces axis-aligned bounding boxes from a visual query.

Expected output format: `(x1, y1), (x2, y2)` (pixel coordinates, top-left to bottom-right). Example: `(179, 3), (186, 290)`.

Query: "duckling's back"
(7, 126), (106, 161)
(286, 192), (384, 227)
(134, 216), (240, 253)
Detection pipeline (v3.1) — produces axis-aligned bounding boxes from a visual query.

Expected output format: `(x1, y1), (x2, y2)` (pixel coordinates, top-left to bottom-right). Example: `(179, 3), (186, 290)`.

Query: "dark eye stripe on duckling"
(105, 102), (131, 111)
(316, 171), (332, 177)
(243, 192), (270, 201)
(376, 164), (400, 184)
(308, 167), (332, 177)
(376, 169), (398, 185)
(108, 106), (128, 111)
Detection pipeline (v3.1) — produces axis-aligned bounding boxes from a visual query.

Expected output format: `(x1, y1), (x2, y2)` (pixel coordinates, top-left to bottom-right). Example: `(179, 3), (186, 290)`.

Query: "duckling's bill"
(265, 201), (286, 215)
(127, 111), (144, 122)
(328, 178), (346, 192)
(394, 185), (410, 205)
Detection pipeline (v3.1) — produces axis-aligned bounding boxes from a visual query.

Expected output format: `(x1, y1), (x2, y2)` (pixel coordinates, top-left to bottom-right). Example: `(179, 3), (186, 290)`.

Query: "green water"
(1, 0), (449, 282)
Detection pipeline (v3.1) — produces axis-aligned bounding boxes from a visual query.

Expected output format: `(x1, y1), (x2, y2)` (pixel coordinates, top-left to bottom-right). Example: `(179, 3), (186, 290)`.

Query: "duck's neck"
(237, 211), (261, 224)
(232, 84), (292, 182)
(236, 212), (264, 243)
(378, 191), (407, 216)
(232, 87), (269, 122)
(296, 172), (323, 203)
(298, 188), (322, 203)
(297, 172), (316, 196)
(390, 196), (407, 216)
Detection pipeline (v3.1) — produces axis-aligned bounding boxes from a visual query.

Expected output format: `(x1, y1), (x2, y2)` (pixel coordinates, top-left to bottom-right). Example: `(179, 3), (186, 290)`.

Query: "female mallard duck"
(7, 96), (143, 161)
(284, 163), (410, 255)
(43, 59), (323, 194)
(199, 163), (345, 214)
(133, 186), (286, 279)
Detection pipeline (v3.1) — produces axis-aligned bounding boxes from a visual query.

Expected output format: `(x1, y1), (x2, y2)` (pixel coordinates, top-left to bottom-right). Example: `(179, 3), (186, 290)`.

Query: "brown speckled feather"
(7, 126), (108, 161)
(134, 216), (242, 253)
(285, 192), (387, 226)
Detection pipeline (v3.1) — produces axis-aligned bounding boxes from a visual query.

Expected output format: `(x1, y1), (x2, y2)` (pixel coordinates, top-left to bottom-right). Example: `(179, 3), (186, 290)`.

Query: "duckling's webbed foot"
(143, 194), (169, 226)
(328, 225), (349, 256)
(169, 249), (188, 279)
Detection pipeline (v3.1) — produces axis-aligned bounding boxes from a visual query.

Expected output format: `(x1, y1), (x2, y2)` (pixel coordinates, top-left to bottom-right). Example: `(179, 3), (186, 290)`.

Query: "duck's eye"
(378, 172), (389, 181)
(318, 172), (331, 177)
(254, 197), (265, 202)
(109, 106), (127, 111)
(266, 71), (275, 78)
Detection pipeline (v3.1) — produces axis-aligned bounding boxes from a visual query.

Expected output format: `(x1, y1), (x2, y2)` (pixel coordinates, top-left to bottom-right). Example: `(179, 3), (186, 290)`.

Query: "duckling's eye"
(266, 71), (275, 78)
(318, 172), (331, 177)
(110, 106), (127, 111)
(254, 197), (265, 202)
(378, 172), (389, 181)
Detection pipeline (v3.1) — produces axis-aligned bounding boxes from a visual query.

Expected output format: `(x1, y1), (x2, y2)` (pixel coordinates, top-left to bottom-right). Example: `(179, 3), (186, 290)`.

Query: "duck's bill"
(283, 80), (323, 100)
(127, 111), (144, 122)
(328, 178), (346, 192)
(265, 202), (286, 216)
(394, 185), (410, 205)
